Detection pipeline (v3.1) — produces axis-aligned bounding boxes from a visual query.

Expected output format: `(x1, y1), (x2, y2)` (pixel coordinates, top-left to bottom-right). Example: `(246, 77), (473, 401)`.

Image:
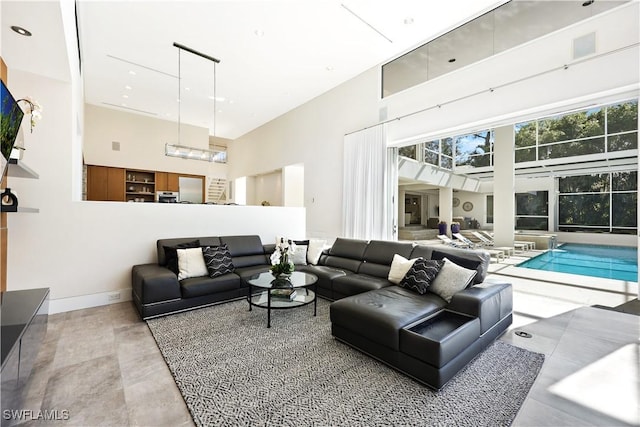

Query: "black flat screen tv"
(1, 80), (25, 180)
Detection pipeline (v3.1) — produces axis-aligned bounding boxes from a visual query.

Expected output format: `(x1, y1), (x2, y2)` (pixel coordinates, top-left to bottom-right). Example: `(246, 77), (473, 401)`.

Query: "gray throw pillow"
(202, 244), (235, 278)
(399, 259), (444, 295)
(429, 258), (477, 302)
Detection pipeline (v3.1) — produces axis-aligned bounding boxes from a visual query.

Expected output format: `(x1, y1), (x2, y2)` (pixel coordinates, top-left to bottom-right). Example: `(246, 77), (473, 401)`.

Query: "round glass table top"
(247, 271), (318, 289)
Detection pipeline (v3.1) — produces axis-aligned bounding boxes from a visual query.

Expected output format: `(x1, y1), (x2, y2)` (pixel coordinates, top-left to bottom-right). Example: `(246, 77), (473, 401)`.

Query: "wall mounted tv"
(1, 79), (25, 180)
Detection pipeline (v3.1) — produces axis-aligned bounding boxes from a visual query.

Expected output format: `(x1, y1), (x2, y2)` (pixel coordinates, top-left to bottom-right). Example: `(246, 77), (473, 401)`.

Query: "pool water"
(517, 243), (638, 282)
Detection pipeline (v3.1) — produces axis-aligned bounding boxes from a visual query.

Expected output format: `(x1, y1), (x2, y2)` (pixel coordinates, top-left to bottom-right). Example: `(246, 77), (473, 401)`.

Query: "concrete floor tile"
(42, 355), (128, 426)
(124, 376), (193, 427)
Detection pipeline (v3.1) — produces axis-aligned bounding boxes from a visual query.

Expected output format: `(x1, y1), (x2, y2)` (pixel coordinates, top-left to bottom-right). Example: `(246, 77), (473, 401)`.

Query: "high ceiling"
(72, 0), (505, 140)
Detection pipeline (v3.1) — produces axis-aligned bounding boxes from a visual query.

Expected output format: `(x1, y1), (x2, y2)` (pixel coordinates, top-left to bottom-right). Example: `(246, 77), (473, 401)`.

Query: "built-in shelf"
(0, 206), (39, 213)
(7, 159), (39, 179)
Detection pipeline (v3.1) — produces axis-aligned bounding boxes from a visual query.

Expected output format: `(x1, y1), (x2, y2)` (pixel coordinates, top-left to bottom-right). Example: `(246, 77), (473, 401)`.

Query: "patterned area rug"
(147, 298), (544, 427)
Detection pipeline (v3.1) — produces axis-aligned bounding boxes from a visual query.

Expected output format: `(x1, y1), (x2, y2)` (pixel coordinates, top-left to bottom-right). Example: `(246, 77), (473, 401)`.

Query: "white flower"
(270, 250), (281, 265)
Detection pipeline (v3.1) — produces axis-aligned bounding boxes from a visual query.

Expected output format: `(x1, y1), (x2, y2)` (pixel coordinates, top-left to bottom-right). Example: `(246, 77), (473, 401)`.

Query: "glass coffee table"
(247, 271), (318, 328)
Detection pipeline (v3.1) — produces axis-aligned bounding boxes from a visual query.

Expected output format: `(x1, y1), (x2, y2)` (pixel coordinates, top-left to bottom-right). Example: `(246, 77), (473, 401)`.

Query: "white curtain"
(343, 124), (395, 240)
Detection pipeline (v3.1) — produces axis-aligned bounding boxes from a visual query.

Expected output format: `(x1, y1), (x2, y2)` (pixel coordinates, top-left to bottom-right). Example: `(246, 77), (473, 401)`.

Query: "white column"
(493, 125), (515, 247)
(439, 187), (453, 236)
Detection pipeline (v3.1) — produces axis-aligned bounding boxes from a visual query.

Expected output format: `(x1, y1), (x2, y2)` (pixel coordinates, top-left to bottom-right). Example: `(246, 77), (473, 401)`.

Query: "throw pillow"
(399, 258), (444, 295)
(163, 240), (200, 275)
(289, 244), (308, 265)
(388, 254), (420, 285)
(429, 258), (477, 302)
(431, 250), (483, 285)
(307, 239), (327, 265)
(202, 244), (235, 278)
(177, 247), (208, 280)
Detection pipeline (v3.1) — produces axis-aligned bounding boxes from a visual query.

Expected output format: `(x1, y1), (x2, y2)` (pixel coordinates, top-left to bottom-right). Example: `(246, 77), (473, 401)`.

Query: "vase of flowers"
(270, 238), (296, 278)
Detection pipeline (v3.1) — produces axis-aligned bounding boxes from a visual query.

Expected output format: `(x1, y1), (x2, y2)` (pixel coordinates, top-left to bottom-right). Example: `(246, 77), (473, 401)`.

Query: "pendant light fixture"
(165, 42), (225, 163)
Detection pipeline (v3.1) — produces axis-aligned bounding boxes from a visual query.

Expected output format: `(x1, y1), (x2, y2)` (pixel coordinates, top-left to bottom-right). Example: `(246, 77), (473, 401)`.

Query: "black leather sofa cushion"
(302, 265), (350, 293)
(330, 286), (446, 351)
(400, 312), (480, 368)
(180, 273), (241, 298)
(362, 240), (414, 265)
(357, 240), (415, 279)
(323, 255), (362, 273)
(332, 274), (391, 297)
(157, 237), (221, 265)
(329, 238), (369, 259)
(220, 235), (268, 268)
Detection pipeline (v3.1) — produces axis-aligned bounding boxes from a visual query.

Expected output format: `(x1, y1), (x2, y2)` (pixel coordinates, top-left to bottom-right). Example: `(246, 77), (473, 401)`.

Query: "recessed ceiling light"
(448, 58), (456, 63)
(125, 85), (132, 90)
(122, 94), (129, 99)
(208, 95), (226, 102)
(11, 26), (32, 36)
(582, 0), (595, 6)
(404, 17), (414, 25)
(254, 29), (265, 37)
(121, 103), (127, 107)
(185, 87), (191, 91)
(129, 70), (136, 75)
(176, 99), (180, 103)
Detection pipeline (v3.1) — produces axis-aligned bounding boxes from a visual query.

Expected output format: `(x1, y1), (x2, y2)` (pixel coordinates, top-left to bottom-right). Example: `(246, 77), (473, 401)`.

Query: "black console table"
(1, 288), (49, 425)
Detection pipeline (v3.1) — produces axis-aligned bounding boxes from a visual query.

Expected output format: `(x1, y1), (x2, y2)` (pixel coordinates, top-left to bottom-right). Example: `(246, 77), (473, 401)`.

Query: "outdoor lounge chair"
(479, 230), (531, 253)
(454, 233), (505, 262)
(436, 234), (471, 248)
(470, 231), (515, 257)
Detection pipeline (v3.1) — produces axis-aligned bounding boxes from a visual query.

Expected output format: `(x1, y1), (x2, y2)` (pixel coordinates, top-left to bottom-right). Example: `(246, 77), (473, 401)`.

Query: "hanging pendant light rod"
(173, 42), (220, 64)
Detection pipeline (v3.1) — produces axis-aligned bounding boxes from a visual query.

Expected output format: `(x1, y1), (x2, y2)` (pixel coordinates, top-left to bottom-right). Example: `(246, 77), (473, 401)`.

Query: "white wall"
(283, 163), (304, 207)
(252, 171), (282, 206)
(84, 104), (228, 177)
(228, 67), (380, 239)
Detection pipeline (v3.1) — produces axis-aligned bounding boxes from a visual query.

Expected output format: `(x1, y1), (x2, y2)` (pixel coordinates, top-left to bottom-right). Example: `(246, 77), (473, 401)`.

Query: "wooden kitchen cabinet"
(155, 172), (168, 191)
(167, 173), (180, 192)
(87, 165), (125, 201)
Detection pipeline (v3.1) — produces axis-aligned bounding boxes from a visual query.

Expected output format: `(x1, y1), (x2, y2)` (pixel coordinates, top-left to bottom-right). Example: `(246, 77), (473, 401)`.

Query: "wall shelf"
(0, 206), (39, 213)
(7, 159), (39, 179)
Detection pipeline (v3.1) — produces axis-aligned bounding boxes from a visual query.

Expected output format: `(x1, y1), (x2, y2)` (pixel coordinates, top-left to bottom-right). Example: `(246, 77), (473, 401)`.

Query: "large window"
(515, 191), (548, 230)
(558, 171), (637, 234)
(515, 100), (638, 163)
(455, 131), (493, 168)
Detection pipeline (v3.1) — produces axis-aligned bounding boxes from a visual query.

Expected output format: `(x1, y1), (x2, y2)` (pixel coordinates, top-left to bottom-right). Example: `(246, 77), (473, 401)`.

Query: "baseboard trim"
(48, 288), (132, 314)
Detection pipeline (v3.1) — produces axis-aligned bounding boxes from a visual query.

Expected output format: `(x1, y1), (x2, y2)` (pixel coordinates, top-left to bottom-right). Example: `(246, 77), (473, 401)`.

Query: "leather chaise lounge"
(305, 238), (513, 390)
(132, 235), (512, 389)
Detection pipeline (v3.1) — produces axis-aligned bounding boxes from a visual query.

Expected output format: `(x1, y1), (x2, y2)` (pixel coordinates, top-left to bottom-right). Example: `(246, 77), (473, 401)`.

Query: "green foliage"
(515, 100), (638, 162)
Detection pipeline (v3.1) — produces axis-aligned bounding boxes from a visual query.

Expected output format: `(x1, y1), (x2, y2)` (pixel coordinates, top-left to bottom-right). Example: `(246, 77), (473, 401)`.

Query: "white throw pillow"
(429, 257), (477, 302)
(388, 254), (420, 285)
(289, 244), (308, 265)
(307, 239), (327, 265)
(177, 247), (208, 280)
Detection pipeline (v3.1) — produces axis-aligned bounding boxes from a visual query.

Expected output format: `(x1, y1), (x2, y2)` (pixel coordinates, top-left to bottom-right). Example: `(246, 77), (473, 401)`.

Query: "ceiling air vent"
(573, 32), (596, 60)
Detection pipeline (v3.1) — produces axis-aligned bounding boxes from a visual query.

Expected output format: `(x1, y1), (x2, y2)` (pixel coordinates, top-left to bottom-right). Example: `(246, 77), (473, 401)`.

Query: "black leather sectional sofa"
(132, 235), (512, 389)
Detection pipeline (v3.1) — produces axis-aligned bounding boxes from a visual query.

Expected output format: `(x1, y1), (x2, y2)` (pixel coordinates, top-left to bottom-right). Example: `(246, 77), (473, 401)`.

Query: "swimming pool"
(517, 243), (638, 282)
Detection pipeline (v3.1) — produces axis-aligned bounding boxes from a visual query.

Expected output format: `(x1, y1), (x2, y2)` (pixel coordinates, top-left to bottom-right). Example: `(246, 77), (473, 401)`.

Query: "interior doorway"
(404, 194), (421, 225)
